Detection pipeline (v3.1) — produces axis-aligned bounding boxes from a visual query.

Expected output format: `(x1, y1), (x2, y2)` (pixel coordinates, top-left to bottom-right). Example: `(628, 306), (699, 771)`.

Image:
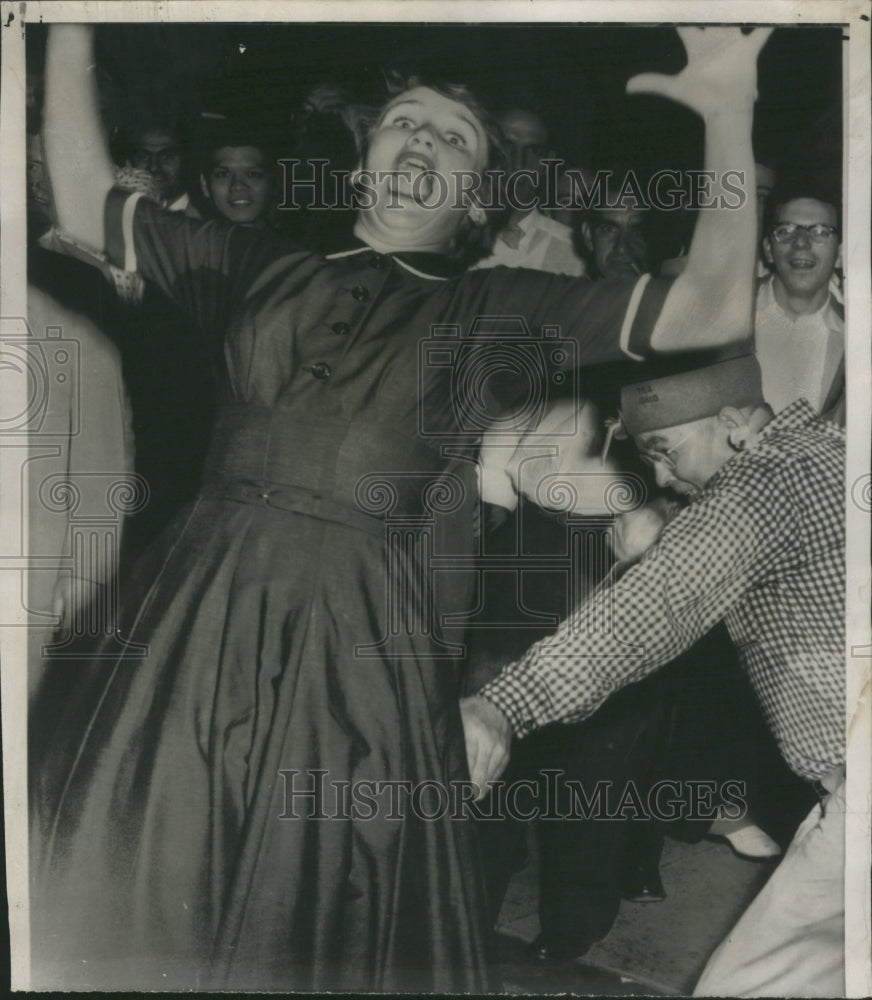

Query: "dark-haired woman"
(32, 24), (767, 993)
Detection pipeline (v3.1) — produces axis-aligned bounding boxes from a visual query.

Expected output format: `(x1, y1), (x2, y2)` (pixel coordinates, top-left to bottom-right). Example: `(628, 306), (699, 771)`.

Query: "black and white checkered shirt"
(480, 400), (845, 781)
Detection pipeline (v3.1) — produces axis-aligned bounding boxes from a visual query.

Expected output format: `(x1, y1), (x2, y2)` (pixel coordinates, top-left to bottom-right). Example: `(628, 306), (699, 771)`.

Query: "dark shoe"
(527, 933), (590, 963)
(621, 863), (667, 903)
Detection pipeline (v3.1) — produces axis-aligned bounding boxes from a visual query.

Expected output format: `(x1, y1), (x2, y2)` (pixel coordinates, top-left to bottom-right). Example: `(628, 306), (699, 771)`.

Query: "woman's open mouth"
(391, 153), (438, 204)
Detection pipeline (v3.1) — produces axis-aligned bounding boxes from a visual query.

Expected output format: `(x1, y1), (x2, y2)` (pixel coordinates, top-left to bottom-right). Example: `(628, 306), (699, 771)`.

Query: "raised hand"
(627, 26), (773, 118)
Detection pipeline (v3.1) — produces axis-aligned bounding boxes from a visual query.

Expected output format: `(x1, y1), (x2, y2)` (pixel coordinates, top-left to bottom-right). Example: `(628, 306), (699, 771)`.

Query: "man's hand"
(460, 695), (513, 800)
(627, 26), (773, 119)
(613, 497), (681, 565)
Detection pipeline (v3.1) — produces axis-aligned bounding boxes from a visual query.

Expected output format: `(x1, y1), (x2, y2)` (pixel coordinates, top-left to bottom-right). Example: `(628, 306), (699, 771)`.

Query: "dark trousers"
(475, 660), (674, 949)
(465, 504), (814, 950)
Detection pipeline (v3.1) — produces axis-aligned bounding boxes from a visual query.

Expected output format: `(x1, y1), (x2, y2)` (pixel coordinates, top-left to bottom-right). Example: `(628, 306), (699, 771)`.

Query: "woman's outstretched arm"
(630, 27), (773, 351)
(43, 24), (115, 252)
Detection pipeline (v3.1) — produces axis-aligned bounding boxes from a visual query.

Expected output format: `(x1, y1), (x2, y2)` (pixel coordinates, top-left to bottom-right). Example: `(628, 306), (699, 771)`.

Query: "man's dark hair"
(192, 116), (281, 178)
(766, 171), (842, 235)
(112, 112), (189, 168)
(567, 166), (655, 278)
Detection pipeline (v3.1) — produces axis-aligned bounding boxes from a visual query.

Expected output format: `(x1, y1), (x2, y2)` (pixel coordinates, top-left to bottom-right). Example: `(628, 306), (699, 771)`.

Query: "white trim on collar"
(393, 257), (449, 281)
(618, 274), (650, 360)
(324, 245), (450, 281)
(324, 246), (371, 260)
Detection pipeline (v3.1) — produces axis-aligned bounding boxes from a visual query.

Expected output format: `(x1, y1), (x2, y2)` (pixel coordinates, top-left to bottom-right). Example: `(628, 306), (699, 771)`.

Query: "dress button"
(369, 254), (389, 270)
(351, 285), (370, 302)
(311, 362), (332, 380)
(331, 321), (351, 336)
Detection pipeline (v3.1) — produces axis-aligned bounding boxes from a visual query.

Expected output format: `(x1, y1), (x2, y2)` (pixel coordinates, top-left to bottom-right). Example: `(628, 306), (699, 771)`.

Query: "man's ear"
(199, 174), (211, 201)
(581, 221), (593, 253)
(720, 406), (755, 451)
(762, 235), (773, 265)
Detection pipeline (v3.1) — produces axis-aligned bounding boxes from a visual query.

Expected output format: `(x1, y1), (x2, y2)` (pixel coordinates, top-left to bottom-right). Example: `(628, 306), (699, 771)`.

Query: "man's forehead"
(595, 206), (645, 225)
(774, 197), (838, 224)
(136, 131), (177, 150)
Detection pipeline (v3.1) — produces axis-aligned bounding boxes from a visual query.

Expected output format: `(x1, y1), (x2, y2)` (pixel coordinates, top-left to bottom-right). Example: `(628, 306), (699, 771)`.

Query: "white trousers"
(694, 772), (845, 998)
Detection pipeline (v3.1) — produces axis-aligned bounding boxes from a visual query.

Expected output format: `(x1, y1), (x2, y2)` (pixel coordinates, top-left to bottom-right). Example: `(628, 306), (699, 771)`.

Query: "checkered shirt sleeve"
(480, 480), (787, 733)
(480, 401), (845, 782)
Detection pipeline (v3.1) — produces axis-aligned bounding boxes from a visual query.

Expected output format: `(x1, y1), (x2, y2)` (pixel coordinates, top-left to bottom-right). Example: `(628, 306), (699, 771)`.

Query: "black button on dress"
(31, 197), (665, 993)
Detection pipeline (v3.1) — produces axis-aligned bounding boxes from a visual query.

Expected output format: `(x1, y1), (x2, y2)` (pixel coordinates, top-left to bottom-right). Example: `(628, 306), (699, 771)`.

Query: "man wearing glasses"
(125, 121), (191, 213)
(461, 353), (846, 996)
(756, 180), (844, 424)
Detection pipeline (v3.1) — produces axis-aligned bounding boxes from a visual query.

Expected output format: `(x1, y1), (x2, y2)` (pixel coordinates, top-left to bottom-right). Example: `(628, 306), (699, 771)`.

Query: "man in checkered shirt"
(462, 353), (845, 997)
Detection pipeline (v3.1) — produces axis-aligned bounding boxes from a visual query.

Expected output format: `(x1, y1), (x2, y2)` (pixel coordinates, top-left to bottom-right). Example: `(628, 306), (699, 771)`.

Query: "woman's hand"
(643, 27), (771, 351)
(627, 26), (773, 119)
(51, 574), (105, 632)
(460, 695), (513, 800)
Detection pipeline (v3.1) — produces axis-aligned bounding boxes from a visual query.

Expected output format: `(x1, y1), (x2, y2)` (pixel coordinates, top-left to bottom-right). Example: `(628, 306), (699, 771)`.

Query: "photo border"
(2, 1), (869, 993)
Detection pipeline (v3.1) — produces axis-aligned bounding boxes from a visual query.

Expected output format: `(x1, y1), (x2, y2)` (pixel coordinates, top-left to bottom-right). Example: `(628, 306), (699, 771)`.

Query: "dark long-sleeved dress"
(30, 189), (672, 992)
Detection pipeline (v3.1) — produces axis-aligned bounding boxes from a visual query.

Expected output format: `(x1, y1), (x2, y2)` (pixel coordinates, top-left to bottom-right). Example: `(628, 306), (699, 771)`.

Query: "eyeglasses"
(769, 222), (839, 245)
(638, 432), (690, 470)
(131, 147), (181, 171)
(594, 221), (647, 244)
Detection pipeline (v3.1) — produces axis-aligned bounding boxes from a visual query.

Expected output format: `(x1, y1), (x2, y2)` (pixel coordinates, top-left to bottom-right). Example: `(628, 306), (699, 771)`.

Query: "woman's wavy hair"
(356, 70), (512, 269)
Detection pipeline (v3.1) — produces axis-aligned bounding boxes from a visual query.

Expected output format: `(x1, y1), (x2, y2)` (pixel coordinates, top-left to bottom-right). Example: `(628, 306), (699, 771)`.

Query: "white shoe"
(709, 820), (781, 859)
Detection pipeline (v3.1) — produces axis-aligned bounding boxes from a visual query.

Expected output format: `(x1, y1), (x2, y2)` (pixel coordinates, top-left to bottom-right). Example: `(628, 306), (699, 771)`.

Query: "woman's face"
(356, 86), (489, 253)
(201, 146), (273, 224)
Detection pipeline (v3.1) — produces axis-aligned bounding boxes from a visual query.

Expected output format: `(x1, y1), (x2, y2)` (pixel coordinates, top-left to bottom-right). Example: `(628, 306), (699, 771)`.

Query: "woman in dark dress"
(32, 23), (765, 992)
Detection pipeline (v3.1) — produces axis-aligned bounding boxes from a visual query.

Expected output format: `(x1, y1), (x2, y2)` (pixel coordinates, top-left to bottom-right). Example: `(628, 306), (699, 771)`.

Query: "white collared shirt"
(474, 208), (585, 277)
(753, 275), (844, 415)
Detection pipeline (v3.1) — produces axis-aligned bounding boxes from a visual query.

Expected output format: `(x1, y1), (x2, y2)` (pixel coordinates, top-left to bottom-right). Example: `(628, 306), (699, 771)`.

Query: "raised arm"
(43, 24), (115, 252)
(629, 27), (772, 351)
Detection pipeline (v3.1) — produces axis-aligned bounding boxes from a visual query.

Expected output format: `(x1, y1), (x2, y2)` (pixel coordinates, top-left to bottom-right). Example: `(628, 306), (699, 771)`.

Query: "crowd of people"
(24, 22), (847, 997)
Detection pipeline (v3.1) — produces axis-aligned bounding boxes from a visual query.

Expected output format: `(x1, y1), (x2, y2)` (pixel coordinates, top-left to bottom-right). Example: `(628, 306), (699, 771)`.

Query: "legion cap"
(619, 354), (764, 436)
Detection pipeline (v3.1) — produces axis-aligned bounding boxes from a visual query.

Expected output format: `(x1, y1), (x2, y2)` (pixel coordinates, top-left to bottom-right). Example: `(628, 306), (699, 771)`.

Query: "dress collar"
(324, 237), (461, 280)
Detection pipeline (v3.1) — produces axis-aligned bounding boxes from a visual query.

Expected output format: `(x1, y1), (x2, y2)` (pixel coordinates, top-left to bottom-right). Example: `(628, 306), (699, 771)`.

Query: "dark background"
(27, 21), (843, 178)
